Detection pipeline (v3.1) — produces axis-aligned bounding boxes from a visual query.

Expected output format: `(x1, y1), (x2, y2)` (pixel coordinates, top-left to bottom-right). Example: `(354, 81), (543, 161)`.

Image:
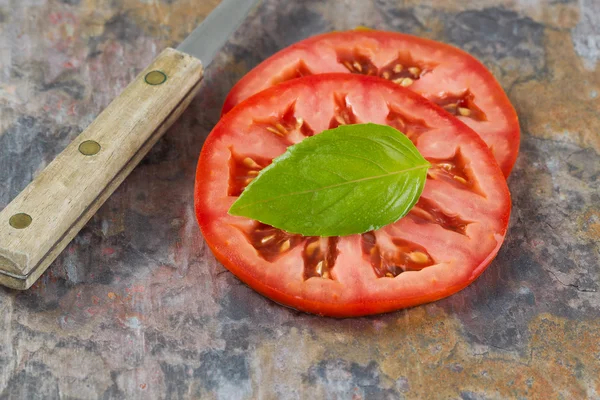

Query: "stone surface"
(0, 0), (599, 398)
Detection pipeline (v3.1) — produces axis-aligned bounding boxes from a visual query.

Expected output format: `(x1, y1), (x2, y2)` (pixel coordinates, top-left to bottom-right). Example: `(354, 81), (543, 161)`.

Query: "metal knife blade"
(178, 0), (260, 66)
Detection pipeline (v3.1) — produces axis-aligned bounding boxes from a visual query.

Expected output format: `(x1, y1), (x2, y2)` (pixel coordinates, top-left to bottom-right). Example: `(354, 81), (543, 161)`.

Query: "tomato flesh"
(222, 30), (520, 177)
(197, 74), (511, 317)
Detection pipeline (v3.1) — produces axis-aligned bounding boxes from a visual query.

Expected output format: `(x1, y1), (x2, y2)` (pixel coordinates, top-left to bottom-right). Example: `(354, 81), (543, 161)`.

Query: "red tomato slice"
(196, 74), (511, 317)
(222, 30), (520, 177)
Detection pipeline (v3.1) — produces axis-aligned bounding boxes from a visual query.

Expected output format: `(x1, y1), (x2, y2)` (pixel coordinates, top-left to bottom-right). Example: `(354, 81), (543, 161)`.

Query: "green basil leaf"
(228, 123), (430, 237)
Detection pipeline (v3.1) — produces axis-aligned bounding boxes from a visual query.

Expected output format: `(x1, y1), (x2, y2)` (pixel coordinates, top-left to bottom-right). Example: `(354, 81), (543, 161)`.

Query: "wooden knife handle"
(0, 48), (203, 290)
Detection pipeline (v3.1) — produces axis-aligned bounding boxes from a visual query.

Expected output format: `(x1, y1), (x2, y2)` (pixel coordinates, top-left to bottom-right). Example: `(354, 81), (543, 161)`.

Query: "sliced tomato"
(222, 30), (520, 177)
(197, 74), (510, 317)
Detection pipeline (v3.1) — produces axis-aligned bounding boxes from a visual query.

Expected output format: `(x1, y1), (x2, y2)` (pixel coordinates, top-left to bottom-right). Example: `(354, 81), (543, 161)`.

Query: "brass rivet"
(9, 213), (32, 229)
(79, 140), (101, 156)
(145, 70), (167, 85)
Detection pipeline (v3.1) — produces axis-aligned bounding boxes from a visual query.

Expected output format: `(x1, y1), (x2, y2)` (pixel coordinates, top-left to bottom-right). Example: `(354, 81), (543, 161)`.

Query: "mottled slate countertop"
(0, 0), (599, 399)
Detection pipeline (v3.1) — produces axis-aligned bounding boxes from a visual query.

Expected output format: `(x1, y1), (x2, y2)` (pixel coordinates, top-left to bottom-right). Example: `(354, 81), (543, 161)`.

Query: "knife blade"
(0, 0), (260, 290)
(179, 0), (259, 65)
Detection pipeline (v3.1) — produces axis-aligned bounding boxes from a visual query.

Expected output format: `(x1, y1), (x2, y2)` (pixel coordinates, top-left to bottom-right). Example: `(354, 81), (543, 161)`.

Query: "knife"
(0, 0), (260, 290)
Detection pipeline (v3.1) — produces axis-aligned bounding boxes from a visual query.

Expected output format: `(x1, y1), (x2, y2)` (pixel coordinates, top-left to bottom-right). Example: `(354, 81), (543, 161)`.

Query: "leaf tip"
(228, 198), (243, 217)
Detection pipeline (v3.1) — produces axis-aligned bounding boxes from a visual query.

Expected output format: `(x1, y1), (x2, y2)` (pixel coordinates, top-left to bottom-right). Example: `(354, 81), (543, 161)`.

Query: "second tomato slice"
(222, 30), (520, 177)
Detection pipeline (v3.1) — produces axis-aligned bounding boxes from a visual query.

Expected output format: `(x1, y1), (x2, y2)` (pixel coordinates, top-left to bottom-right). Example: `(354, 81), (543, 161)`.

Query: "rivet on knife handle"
(0, 48), (203, 290)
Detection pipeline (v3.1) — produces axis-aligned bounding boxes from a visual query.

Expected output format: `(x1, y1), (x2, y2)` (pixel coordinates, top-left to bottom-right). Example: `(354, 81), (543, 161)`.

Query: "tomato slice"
(197, 74), (511, 317)
(222, 30), (520, 177)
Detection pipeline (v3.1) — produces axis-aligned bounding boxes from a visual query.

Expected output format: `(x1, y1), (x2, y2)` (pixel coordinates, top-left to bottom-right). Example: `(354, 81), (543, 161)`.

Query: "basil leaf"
(228, 123), (430, 237)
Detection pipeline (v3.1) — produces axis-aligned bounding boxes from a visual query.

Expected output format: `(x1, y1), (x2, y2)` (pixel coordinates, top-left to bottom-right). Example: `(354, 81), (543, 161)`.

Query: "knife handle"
(0, 48), (203, 290)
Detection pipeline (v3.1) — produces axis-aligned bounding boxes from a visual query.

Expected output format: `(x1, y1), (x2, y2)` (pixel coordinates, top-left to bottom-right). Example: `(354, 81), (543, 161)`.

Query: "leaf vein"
(233, 164), (429, 210)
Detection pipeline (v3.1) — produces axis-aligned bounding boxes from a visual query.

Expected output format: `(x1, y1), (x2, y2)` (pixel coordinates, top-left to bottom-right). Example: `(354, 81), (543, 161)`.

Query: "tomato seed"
(243, 157), (261, 169)
(362, 234), (435, 277)
(275, 122), (288, 135)
(408, 67), (421, 77)
(408, 251), (429, 263)
(400, 78), (414, 87)
(453, 176), (468, 184)
(266, 126), (284, 136)
(315, 261), (323, 275)
(433, 90), (487, 122)
(458, 107), (471, 117)
(261, 234), (275, 244)
(305, 240), (320, 256)
(280, 240), (291, 252)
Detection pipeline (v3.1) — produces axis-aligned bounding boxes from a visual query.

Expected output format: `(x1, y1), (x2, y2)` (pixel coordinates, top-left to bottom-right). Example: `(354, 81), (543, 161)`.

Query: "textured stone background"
(0, 0), (599, 398)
